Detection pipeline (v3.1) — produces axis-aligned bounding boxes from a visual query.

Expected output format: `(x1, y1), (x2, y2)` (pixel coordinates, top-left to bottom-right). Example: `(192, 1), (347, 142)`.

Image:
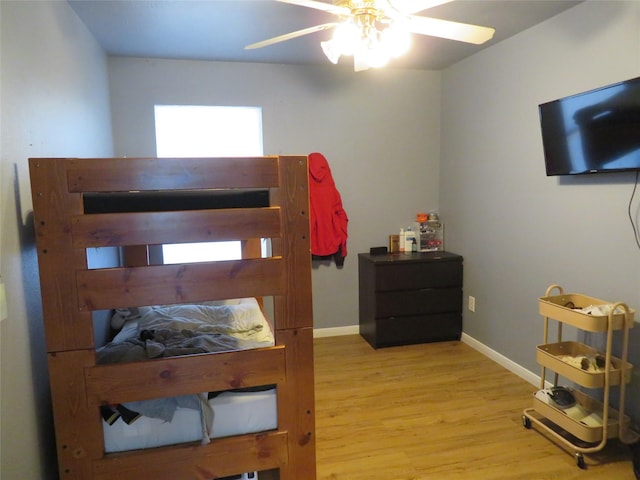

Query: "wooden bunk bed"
(29, 156), (315, 480)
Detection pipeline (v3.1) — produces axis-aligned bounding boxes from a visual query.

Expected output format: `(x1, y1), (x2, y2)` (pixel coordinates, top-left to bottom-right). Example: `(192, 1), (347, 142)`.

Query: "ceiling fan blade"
(276, 0), (350, 16)
(245, 23), (337, 50)
(384, 0), (454, 15)
(406, 15), (495, 44)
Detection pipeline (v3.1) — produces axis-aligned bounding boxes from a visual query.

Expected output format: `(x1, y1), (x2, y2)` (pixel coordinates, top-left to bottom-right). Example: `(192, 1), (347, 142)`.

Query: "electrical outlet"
(468, 295), (476, 312)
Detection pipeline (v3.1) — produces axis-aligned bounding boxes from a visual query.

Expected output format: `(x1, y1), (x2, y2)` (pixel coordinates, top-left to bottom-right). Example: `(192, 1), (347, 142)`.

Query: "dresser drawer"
(375, 288), (462, 317)
(374, 261), (462, 291)
(374, 313), (462, 347)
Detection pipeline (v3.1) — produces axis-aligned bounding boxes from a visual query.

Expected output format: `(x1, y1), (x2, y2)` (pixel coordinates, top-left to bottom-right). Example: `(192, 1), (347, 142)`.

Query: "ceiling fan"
(245, 0), (496, 71)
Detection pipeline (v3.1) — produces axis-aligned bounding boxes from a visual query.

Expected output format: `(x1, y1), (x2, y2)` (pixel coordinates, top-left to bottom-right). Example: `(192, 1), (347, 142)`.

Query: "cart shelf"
(538, 292), (634, 331)
(532, 388), (629, 443)
(536, 341), (633, 388)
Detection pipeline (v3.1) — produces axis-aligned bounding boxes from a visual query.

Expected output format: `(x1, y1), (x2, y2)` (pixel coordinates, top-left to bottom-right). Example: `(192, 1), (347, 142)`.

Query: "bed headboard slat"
(72, 207), (281, 248)
(67, 157), (279, 192)
(92, 433), (288, 479)
(85, 346), (286, 405)
(77, 258), (286, 310)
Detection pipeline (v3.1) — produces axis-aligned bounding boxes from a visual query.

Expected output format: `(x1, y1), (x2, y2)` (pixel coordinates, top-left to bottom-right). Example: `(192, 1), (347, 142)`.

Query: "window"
(162, 241), (241, 264)
(154, 105), (264, 263)
(154, 105), (263, 157)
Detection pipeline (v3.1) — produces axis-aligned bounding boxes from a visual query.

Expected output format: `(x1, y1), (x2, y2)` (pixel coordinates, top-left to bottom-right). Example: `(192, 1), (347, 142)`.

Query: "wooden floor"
(313, 335), (636, 480)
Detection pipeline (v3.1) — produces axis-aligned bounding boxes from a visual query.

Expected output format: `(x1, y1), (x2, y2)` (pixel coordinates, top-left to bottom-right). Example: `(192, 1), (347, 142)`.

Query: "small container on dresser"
(358, 251), (463, 349)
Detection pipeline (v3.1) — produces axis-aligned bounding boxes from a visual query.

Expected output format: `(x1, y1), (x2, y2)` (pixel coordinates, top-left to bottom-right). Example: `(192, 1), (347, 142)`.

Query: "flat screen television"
(539, 76), (640, 176)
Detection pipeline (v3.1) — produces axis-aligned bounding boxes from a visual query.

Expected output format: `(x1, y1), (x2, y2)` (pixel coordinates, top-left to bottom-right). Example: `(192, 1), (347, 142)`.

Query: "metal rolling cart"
(522, 284), (638, 469)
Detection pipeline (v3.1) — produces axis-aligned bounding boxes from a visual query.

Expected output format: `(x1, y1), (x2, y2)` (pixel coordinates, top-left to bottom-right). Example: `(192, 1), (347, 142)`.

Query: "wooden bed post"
(272, 155), (316, 479)
(29, 158), (104, 478)
(121, 245), (149, 267)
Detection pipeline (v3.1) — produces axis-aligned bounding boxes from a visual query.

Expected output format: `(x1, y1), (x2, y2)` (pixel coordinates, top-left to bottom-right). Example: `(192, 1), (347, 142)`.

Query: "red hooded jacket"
(308, 152), (349, 266)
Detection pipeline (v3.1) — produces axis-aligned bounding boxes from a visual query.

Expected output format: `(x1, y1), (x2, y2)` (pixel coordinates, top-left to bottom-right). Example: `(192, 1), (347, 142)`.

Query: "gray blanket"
(97, 329), (267, 365)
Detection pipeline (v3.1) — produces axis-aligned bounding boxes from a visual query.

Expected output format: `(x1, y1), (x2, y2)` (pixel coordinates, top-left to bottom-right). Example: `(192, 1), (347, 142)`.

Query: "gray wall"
(1, 2), (113, 479)
(441, 0), (640, 422)
(4, 1), (640, 479)
(108, 58), (443, 330)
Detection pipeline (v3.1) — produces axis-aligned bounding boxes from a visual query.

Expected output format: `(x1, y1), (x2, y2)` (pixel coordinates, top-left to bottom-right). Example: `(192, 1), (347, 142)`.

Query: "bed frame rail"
(77, 258), (287, 311)
(72, 207), (282, 248)
(86, 347), (286, 405)
(66, 157), (280, 192)
(93, 432), (289, 480)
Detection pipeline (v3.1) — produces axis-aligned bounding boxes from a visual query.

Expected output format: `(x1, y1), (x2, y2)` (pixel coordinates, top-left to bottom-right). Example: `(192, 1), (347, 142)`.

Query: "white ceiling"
(68, 0), (583, 71)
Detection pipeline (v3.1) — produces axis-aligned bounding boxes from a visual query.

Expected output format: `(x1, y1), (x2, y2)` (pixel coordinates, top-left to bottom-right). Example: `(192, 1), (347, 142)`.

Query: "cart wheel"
(575, 453), (586, 469)
(522, 415), (532, 429)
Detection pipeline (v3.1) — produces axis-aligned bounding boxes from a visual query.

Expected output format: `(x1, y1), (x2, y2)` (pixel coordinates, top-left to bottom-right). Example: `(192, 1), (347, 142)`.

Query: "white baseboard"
(461, 333), (541, 387)
(312, 328), (543, 387)
(313, 325), (359, 338)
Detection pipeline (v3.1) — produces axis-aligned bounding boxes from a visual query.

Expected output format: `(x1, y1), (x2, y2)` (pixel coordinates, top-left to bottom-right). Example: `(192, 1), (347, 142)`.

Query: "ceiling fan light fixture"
(382, 22), (411, 58)
(320, 39), (341, 64)
(321, 21), (360, 64)
(333, 21), (359, 55)
(355, 45), (390, 69)
(321, 17), (410, 70)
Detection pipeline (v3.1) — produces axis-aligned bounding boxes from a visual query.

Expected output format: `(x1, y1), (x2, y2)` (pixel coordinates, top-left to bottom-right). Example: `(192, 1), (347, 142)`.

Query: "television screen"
(539, 76), (640, 176)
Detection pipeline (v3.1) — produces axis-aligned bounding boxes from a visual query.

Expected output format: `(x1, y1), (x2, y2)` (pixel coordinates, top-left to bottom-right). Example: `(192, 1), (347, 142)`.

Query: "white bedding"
(103, 388), (277, 452)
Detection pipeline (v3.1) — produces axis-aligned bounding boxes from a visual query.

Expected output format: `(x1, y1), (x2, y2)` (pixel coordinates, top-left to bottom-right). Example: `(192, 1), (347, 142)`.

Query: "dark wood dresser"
(358, 251), (463, 348)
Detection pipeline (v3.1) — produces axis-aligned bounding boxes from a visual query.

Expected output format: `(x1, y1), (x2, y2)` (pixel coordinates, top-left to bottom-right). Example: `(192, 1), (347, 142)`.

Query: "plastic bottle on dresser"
(399, 228), (405, 253)
(404, 227), (416, 253)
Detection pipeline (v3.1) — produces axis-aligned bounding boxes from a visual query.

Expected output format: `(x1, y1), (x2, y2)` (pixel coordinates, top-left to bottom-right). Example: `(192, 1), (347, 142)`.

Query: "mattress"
(103, 388), (277, 452)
